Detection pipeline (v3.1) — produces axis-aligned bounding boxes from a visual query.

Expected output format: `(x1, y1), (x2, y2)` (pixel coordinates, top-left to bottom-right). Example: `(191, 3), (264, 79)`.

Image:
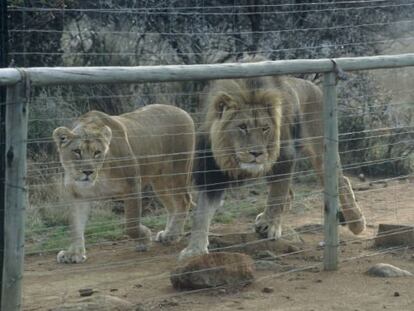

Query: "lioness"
(180, 58), (366, 259)
(53, 104), (195, 263)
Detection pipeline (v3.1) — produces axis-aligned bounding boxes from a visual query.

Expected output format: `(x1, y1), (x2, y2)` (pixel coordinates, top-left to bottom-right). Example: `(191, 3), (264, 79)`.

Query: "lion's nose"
(249, 151), (263, 158)
(83, 170), (94, 176)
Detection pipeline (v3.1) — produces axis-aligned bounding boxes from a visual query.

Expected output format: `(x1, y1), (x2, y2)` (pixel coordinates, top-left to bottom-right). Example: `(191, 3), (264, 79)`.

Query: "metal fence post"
(323, 71), (340, 271)
(1, 79), (28, 311)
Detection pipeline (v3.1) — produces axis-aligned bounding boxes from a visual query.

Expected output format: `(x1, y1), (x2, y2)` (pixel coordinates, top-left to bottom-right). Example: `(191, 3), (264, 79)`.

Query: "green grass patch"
(213, 195), (264, 224)
(26, 207), (125, 254)
(142, 213), (167, 231)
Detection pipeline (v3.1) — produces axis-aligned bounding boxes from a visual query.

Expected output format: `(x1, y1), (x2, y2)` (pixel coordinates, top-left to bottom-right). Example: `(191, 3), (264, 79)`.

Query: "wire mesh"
(3, 1), (414, 310)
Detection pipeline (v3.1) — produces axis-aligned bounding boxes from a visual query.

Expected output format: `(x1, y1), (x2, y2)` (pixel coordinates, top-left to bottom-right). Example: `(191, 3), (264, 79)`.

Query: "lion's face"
(53, 124), (112, 187)
(206, 78), (282, 179)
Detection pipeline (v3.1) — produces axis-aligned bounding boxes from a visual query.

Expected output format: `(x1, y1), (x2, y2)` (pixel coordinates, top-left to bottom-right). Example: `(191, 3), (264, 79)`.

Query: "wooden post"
(323, 71), (340, 271)
(0, 0), (9, 307)
(1, 80), (28, 311)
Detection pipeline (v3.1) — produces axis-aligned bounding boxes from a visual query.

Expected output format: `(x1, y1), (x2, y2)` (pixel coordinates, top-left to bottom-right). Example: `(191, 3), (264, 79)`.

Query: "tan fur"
(204, 77), (283, 179)
(53, 104), (195, 263)
(207, 74), (366, 233)
(180, 56), (366, 260)
(207, 75), (365, 231)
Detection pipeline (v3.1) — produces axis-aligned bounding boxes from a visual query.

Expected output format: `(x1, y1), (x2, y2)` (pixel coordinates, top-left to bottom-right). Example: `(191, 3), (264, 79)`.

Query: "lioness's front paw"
(255, 213), (282, 239)
(57, 250), (87, 264)
(155, 230), (182, 245)
(178, 246), (208, 261)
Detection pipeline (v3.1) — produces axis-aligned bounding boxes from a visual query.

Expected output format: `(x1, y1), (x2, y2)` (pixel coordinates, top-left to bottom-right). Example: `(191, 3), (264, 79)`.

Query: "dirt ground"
(23, 179), (414, 311)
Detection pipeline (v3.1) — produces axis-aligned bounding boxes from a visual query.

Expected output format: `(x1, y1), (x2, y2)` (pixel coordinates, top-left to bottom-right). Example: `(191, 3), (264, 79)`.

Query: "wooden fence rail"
(1, 53), (414, 311)
(1, 54), (414, 86)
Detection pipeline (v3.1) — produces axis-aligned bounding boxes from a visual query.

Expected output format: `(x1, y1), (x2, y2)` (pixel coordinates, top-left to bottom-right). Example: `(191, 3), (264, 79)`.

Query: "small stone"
(394, 291), (400, 297)
(358, 173), (366, 182)
(78, 288), (94, 297)
(262, 287), (274, 293)
(366, 263), (413, 278)
(109, 288), (118, 292)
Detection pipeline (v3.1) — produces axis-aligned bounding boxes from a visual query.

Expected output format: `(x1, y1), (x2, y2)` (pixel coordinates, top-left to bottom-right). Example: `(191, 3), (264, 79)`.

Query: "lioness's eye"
(73, 149), (81, 155)
(263, 126), (270, 133)
(94, 150), (101, 158)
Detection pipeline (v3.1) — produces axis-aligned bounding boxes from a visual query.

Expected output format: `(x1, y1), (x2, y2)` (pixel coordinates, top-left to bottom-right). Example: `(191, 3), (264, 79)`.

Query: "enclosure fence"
(1, 54), (414, 310)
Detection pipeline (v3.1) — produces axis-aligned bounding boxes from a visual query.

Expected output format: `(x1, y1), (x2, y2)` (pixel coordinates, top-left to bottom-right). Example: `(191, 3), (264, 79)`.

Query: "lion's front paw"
(57, 250), (87, 264)
(155, 230), (182, 245)
(255, 213), (282, 240)
(178, 246), (208, 261)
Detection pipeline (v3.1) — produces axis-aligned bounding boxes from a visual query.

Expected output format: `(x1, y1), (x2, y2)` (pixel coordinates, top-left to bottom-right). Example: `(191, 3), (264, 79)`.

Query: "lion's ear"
(214, 93), (236, 118)
(100, 125), (112, 146)
(53, 127), (74, 148)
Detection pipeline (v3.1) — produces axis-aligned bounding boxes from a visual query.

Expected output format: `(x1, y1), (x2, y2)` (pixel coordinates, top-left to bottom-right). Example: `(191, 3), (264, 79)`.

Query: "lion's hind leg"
(305, 145), (366, 235)
(124, 196), (152, 251)
(338, 175), (366, 234)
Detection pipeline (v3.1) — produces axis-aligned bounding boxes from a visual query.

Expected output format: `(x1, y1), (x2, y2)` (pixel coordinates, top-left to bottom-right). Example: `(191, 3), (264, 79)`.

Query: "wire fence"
(2, 1), (414, 311)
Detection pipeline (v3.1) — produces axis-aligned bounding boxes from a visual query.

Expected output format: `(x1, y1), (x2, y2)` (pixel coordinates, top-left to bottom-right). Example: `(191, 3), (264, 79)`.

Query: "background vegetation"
(6, 0), (414, 251)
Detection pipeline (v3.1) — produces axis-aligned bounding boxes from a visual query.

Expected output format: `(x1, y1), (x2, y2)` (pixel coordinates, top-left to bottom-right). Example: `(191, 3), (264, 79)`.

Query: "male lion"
(180, 58), (366, 259)
(53, 104), (195, 263)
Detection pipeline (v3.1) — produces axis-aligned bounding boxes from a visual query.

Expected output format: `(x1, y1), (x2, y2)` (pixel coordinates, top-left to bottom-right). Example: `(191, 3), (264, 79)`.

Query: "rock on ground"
(208, 232), (302, 257)
(374, 224), (414, 248)
(170, 252), (255, 290)
(366, 263), (413, 277)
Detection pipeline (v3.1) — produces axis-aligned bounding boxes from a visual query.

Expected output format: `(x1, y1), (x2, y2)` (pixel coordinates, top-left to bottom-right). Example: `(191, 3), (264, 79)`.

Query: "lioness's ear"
(53, 127), (74, 148)
(214, 93), (236, 118)
(101, 125), (112, 146)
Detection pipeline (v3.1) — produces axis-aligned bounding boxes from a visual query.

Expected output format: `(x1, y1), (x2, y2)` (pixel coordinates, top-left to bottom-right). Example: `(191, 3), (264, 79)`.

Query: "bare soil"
(23, 179), (414, 311)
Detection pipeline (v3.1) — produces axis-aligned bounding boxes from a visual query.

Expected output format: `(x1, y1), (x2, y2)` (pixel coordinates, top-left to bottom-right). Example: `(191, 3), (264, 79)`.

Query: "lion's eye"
(73, 149), (81, 156)
(238, 124), (248, 133)
(94, 150), (102, 158)
(263, 126), (270, 133)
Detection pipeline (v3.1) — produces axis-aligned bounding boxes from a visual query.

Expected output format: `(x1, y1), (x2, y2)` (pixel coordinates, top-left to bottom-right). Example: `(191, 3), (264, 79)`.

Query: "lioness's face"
(208, 80), (282, 178)
(53, 125), (112, 187)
